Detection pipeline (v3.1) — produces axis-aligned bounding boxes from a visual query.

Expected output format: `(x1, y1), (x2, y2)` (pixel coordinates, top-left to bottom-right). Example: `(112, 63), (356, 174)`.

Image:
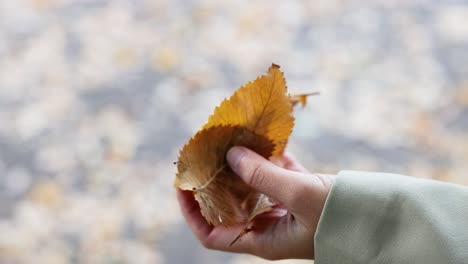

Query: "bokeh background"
(1, 0), (468, 263)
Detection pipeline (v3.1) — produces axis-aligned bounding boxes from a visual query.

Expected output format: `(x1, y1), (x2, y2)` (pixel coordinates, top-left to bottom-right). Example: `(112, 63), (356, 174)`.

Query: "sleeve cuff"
(313, 170), (454, 263)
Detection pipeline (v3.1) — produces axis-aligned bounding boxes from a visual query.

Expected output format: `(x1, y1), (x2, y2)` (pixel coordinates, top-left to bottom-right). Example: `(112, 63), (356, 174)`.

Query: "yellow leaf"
(203, 64), (294, 156)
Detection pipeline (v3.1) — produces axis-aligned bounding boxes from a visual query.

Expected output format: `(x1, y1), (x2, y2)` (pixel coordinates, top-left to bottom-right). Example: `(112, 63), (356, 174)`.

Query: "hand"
(177, 146), (335, 260)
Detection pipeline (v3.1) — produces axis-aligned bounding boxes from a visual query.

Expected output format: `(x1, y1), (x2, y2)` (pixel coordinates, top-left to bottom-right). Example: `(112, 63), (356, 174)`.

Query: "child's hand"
(177, 146), (335, 260)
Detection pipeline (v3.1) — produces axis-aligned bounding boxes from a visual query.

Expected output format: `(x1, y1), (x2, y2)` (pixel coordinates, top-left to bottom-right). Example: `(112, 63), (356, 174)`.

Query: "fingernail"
(227, 146), (246, 173)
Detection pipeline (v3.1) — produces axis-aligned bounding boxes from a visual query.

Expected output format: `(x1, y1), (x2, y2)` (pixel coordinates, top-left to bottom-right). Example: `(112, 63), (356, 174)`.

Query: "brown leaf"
(176, 125), (274, 225)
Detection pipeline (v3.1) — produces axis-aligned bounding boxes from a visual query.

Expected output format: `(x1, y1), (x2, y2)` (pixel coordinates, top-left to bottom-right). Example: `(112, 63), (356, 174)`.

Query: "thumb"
(227, 146), (310, 212)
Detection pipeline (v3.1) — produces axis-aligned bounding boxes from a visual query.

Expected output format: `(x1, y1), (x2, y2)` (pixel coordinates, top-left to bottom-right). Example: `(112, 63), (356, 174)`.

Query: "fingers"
(177, 189), (256, 253)
(176, 189), (213, 241)
(226, 146), (313, 213)
(198, 212), (286, 256)
(204, 225), (256, 253)
(177, 188), (287, 255)
(203, 210), (304, 260)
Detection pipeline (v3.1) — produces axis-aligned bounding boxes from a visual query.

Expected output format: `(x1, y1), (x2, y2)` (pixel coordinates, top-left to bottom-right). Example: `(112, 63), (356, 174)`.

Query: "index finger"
(176, 189), (213, 242)
(176, 189), (256, 253)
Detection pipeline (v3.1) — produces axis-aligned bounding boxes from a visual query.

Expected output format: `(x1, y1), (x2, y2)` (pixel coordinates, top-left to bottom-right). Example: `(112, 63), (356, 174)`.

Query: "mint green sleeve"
(314, 171), (468, 264)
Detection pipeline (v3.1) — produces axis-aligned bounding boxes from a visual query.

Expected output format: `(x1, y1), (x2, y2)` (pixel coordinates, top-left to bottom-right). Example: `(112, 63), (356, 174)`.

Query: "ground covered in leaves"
(0, 1), (467, 263)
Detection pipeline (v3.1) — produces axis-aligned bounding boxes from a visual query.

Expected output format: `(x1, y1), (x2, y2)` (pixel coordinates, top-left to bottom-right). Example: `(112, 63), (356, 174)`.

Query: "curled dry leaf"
(176, 125), (274, 226)
(175, 64), (314, 245)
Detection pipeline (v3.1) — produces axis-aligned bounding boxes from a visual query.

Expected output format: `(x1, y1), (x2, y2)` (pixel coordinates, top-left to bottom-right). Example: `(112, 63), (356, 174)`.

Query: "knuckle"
(262, 254), (278, 261)
(200, 237), (214, 249)
(235, 151), (269, 189)
(199, 232), (216, 249)
(249, 165), (266, 187)
(285, 174), (315, 209)
(260, 249), (284, 260)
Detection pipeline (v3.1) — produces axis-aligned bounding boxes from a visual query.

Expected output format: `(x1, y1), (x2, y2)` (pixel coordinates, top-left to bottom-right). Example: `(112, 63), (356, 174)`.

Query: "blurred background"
(1, 0), (468, 263)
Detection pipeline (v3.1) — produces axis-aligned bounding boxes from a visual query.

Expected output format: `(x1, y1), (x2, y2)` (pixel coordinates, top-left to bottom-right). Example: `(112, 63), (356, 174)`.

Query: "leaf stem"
(195, 164), (227, 192)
